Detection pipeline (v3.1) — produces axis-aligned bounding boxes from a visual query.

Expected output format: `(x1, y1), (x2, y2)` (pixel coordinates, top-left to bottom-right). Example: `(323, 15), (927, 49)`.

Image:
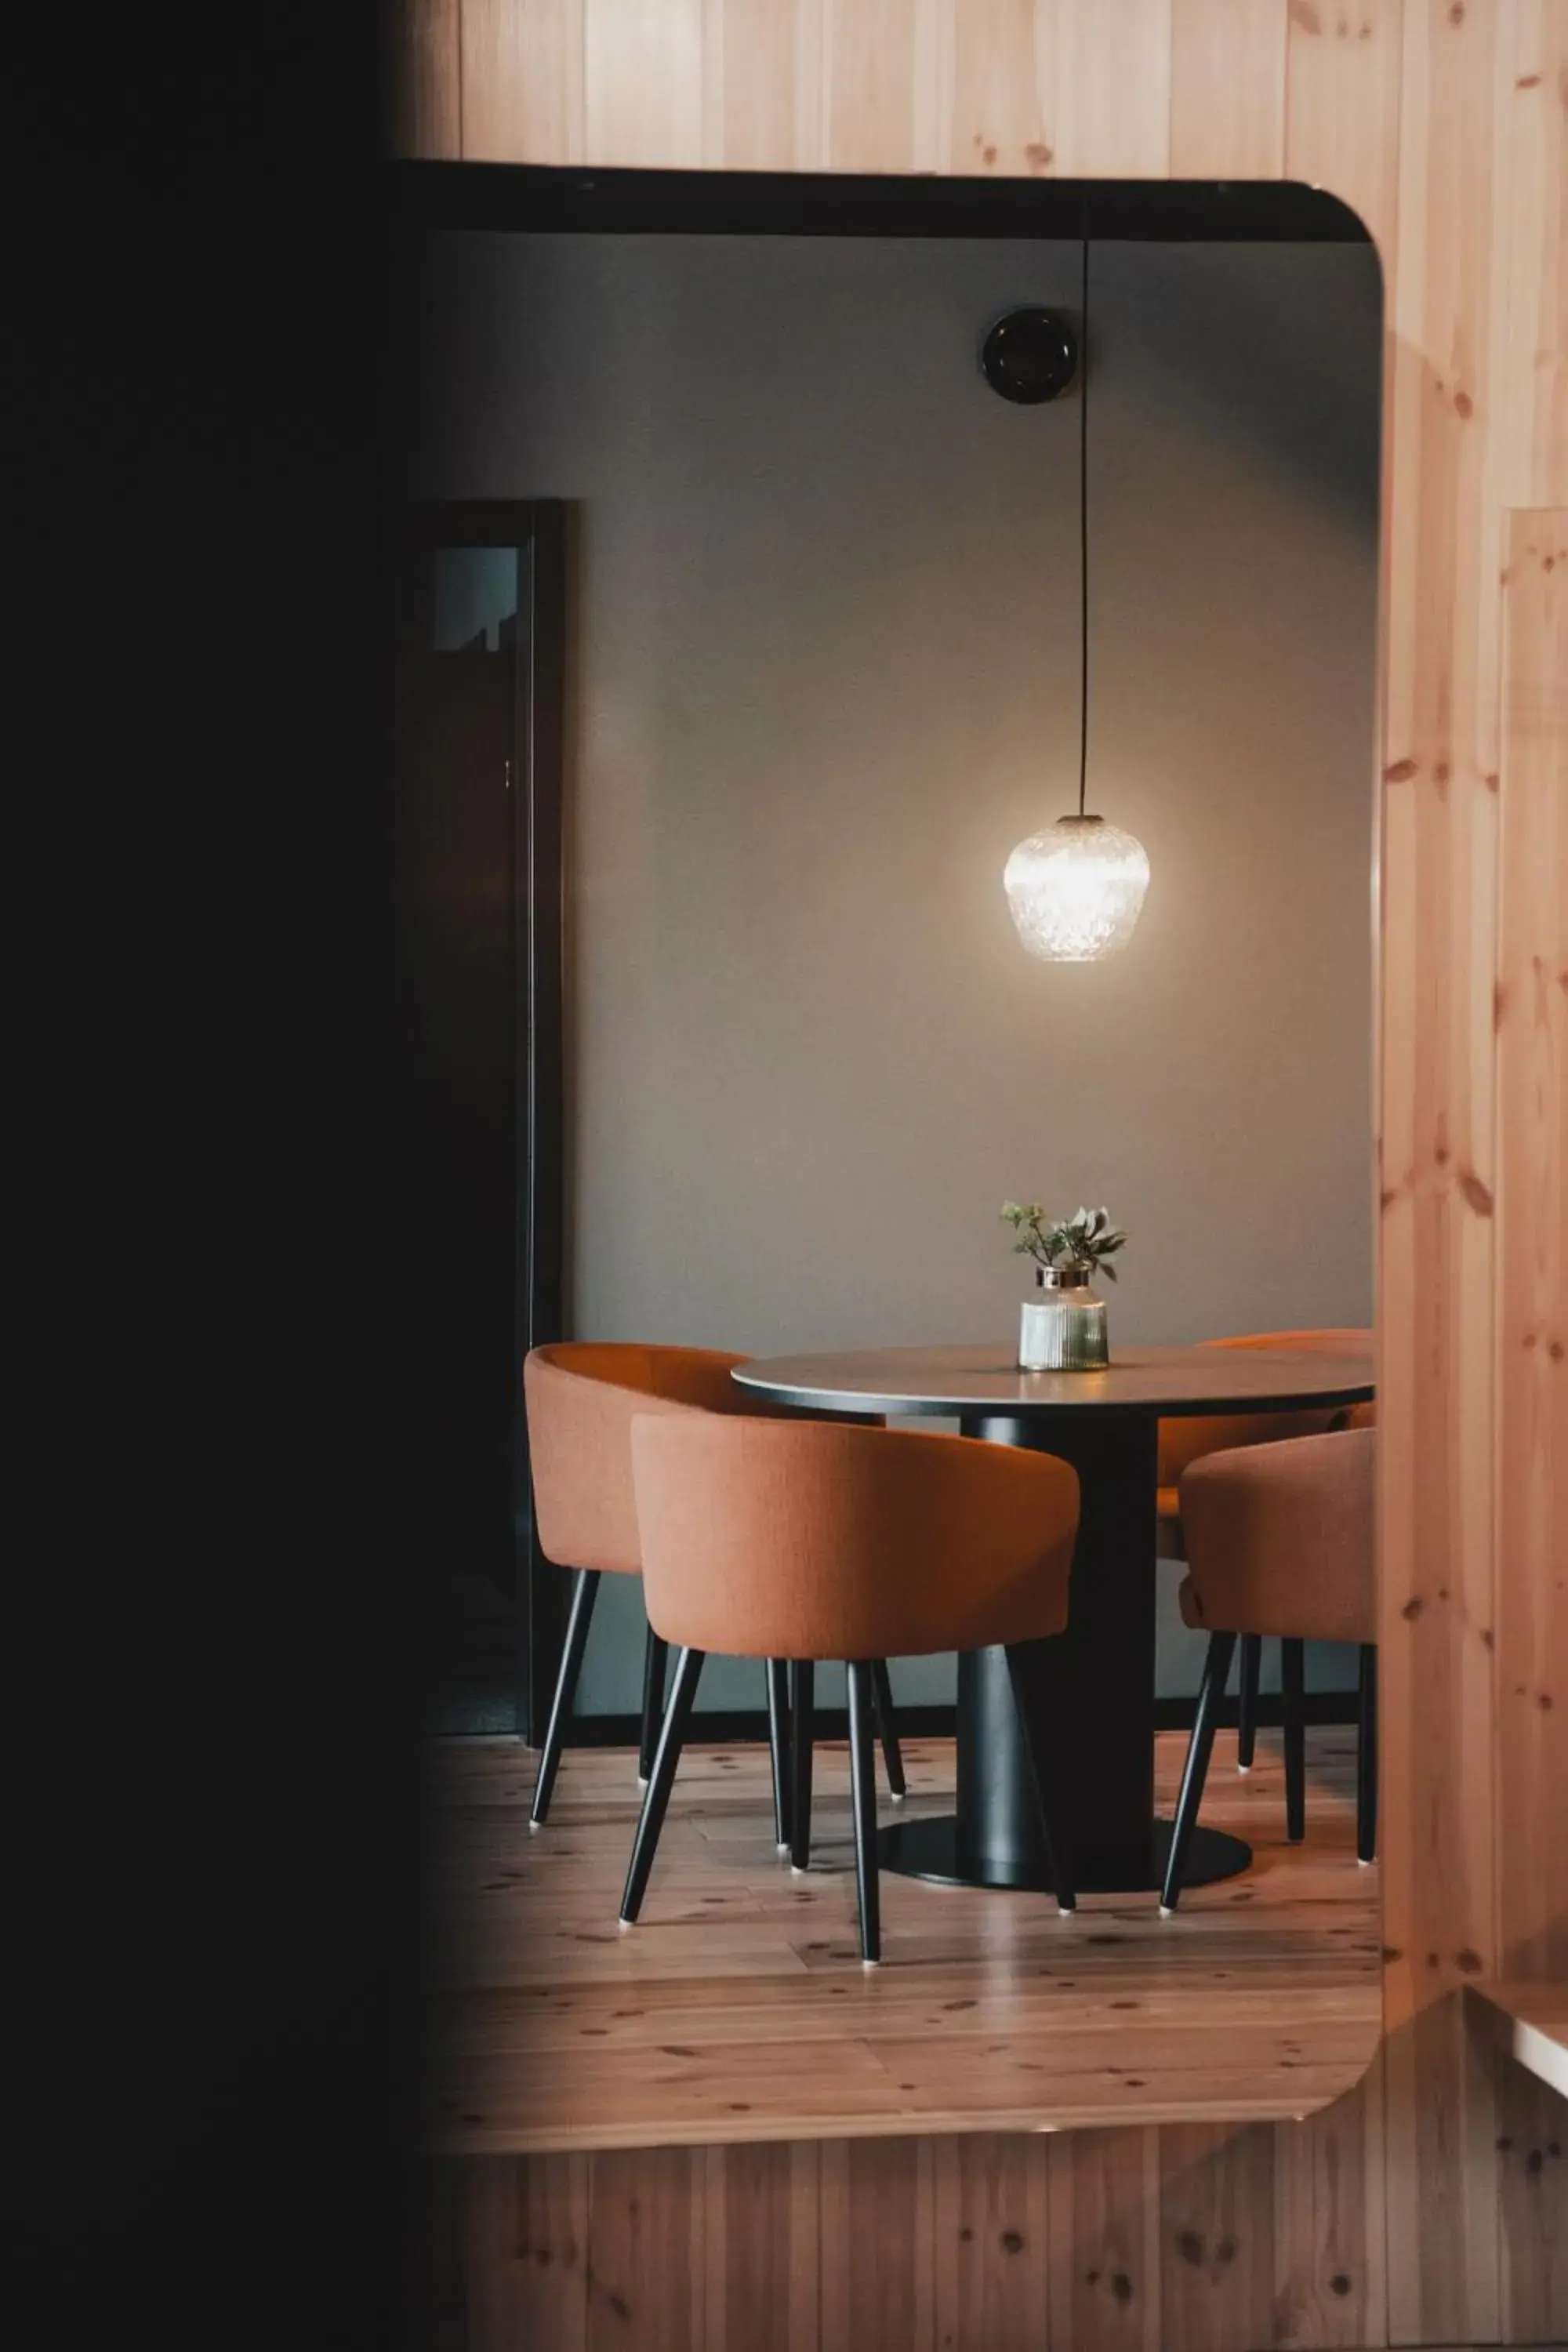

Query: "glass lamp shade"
(1004, 813), (1150, 963)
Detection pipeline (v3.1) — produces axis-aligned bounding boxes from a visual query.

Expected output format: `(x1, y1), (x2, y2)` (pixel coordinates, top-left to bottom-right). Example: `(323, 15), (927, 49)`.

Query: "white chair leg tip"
(862, 1956), (880, 1970)
(775, 1841), (792, 1856)
(789, 1864), (808, 1877)
(528, 1818), (542, 1834)
(1159, 1904), (1176, 1919)
(637, 1775), (649, 1789)
(890, 1790), (906, 1804)
(1356, 1855), (1374, 1867)
(1236, 1762), (1251, 1775)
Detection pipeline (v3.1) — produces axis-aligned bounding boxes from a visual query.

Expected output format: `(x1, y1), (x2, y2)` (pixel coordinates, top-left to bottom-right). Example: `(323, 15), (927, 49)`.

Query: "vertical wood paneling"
(463, 2154), (591, 2352)
(461, 0), (585, 165)
(583, 0), (706, 165)
(390, 0), (463, 158)
(929, 2131), (1051, 2351)
(1379, 8), (1514, 2343)
(949, 0), (1054, 177)
(435, 2102), (1563, 2350)
(1493, 2053), (1568, 2345)
(713, 0), (826, 171)
(705, 2139), (822, 2352)
(1272, 2074), (1387, 2350)
(1168, 0), (1288, 178)
(1156, 2124), (1276, 2352)
(818, 2136), (933, 2351)
(586, 2145), (706, 2350)
(1046, 0), (1174, 178)
(823, 0), (942, 172)
(1501, 3), (1568, 506)
(1494, 509), (1568, 1990)
(1045, 2126), (1163, 2352)
(457, 0), (585, 163)
(1283, 0), (1404, 255)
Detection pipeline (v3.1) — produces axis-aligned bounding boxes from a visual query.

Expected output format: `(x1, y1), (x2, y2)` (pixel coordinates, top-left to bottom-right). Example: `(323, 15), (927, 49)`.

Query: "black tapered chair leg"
(1236, 1632), (1261, 1771)
(869, 1657), (906, 1799)
(789, 1659), (815, 1872)
(1282, 1635), (1306, 1842)
(1356, 1642), (1377, 1864)
(1004, 1639), (1076, 1915)
(1161, 1629), (1236, 1912)
(846, 1661), (882, 1963)
(637, 1624), (669, 1784)
(765, 1657), (793, 1851)
(619, 1645), (706, 1923)
(529, 1567), (602, 1828)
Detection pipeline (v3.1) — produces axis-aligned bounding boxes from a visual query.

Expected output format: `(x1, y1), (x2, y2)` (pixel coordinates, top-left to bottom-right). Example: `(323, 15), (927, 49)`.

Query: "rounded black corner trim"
(387, 162), (1374, 245)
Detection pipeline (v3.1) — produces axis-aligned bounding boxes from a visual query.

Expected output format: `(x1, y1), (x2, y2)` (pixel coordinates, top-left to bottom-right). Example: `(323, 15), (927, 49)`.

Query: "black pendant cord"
(1077, 228), (1090, 820)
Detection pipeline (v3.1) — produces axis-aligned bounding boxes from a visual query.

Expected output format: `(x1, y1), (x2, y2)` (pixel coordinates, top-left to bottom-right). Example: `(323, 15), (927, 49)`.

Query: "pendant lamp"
(995, 234), (1149, 963)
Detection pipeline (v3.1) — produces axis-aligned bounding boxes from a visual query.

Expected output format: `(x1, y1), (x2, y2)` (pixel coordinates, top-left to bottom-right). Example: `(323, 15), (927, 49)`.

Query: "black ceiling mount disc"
(979, 307), (1079, 404)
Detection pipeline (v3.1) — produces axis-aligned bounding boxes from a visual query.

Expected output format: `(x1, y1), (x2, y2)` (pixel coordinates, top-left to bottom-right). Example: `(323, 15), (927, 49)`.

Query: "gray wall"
(404, 230), (1381, 1715)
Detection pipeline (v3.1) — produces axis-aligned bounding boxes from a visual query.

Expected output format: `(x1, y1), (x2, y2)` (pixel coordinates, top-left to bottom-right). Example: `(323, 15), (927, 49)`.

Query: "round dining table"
(731, 1340), (1374, 1898)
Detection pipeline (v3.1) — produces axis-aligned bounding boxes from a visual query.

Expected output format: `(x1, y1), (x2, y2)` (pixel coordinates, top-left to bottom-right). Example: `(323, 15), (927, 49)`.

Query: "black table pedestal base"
(877, 1813), (1251, 1896)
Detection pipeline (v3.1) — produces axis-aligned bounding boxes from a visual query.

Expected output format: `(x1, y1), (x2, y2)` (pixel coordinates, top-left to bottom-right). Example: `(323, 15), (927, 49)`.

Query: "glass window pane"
(430, 546), (518, 652)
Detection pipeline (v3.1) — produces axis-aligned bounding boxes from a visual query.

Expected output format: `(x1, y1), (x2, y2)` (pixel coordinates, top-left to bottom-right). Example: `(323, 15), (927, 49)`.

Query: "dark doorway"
(387, 502), (564, 1737)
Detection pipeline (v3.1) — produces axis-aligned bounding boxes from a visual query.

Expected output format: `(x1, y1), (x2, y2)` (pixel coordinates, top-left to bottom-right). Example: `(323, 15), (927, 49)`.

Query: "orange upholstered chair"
(522, 1342), (906, 1836)
(1160, 1424), (1376, 1911)
(623, 1414), (1082, 1962)
(1158, 1327), (1372, 1830)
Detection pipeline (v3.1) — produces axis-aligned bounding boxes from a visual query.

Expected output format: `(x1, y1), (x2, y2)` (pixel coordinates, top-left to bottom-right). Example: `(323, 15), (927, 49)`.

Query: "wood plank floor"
(419, 1724), (1381, 2155)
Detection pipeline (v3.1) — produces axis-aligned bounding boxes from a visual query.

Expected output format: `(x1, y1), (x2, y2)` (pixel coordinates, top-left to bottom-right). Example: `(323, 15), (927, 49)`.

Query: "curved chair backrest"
(523, 1342), (770, 1577)
(630, 1414), (1080, 1662)
(1179, 1422), (1376, 1646)
(1157, 1327), (1374, 1494)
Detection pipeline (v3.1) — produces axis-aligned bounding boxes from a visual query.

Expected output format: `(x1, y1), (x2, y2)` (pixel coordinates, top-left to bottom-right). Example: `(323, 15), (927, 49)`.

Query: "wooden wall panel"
(430, 2085), (1425, 2351)
(389, 0), (462, 158)
(585, 2145), (706, 2347)
(1493, 2056), (1568, 2344)
(1501, 5), (1568, 506)
(1272, 2066), (1388, 2350)
(465, 2149), (591, 2350)
(949, 0), (1055, 177)
(1045, 2124), (1163, 2352)
(1045, 0), (1174, 179)
(1494, 509), (1568, 1991)
(930, 2132), (1051, 2352)
(461, 0), (585, 166)
(702, 2139), (821, 2351)
(713, 0), (826, 172)
(390, 4), (1568, 2345)
(1156, 2122), (1279, 2352)
(823, 0), (942, 172)
(818, 2134), (933, 2350)
(584, 0), (706, 165)
(1168, 0), (1288, 177)
(1283, 0), (1404, 259)
(1378, 8), (1511, 2347)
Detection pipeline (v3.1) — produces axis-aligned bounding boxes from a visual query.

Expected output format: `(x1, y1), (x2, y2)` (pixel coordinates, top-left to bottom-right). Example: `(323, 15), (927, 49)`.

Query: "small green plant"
(1000, 1200), (1127, 1281)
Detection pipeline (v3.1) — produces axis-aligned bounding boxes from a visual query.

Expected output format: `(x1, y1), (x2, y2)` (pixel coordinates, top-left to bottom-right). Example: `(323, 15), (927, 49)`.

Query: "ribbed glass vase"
(1018, 1262), (1109, 1371)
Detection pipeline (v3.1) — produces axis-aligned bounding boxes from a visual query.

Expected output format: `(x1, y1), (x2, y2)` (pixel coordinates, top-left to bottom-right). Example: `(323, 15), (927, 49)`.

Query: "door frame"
(393, 499), (567, 1743)
(391, 170), (1371, 1752)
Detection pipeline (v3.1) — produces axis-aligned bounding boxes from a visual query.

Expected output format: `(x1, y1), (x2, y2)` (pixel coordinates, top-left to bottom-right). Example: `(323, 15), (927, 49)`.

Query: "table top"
(732, 1339), (1374, 1419)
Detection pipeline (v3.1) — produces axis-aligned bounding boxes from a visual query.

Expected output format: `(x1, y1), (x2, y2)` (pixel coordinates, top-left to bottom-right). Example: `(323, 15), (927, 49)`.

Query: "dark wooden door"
(390, 626), (515, 1577)
(387, 512), (565, 1735)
